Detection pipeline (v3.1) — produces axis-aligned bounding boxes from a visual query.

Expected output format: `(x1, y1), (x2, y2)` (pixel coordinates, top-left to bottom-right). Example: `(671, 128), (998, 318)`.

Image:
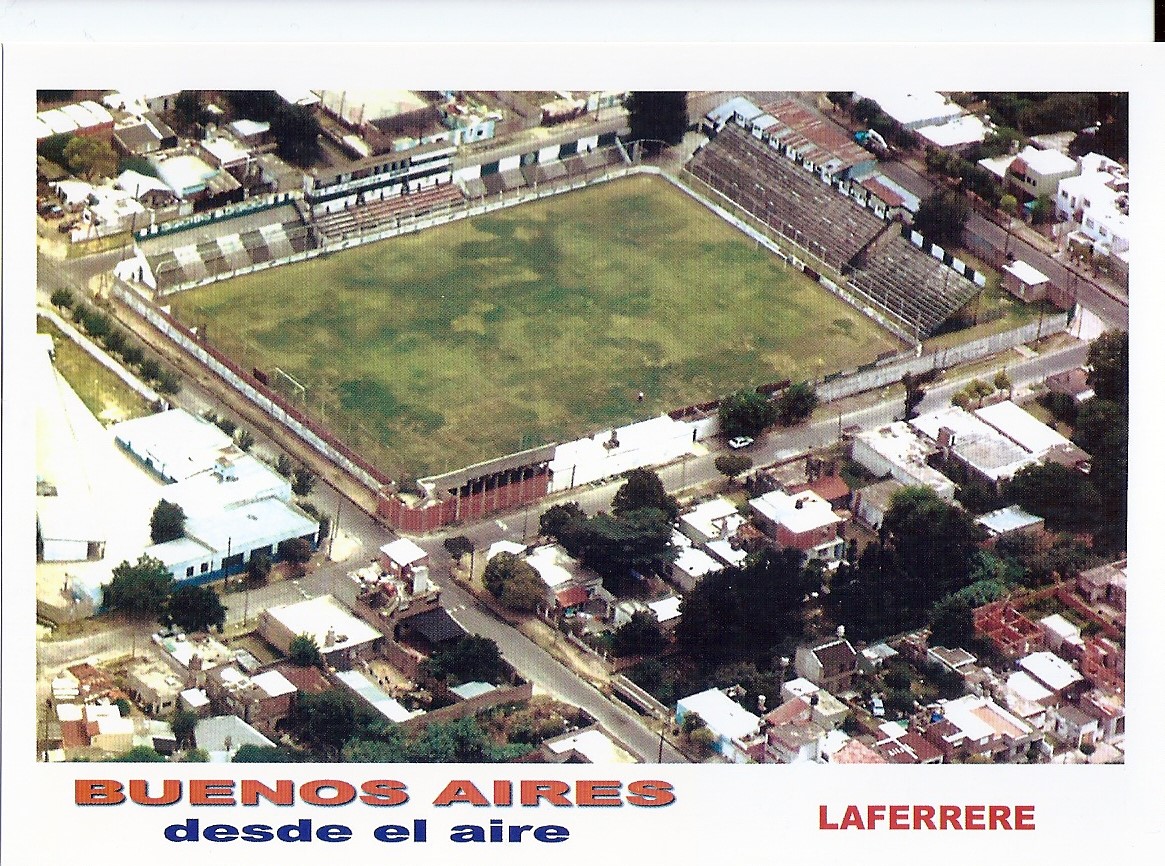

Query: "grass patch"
(172, 176), (900, 478)
(37, 317), (152, 424)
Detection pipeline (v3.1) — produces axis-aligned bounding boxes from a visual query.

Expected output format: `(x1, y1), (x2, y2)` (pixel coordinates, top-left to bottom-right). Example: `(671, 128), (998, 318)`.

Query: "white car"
(727, 436), (754, 450)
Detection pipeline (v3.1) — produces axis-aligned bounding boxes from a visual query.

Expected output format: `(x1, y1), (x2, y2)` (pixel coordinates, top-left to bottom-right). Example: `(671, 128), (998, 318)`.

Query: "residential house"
(206, 665), (297, 731)
(1018, 651), (1085, 703)
(379, 538), (430, 581)
(926, 645), (978, 680)
(1054, 153), (1129, 256)
(749, 489), (845, 565)
(541, 727), (638, 764)
(795, 634), (858, 694)
(762, 698), (828, 764)
(873, 722), (945, 764)
(852, 478), (906, 531)
(919, 695), (1037, 762)
(1039, 613), (1085, 657)
(678, 498), (745, 546)
(858, 642), (899, 674)
(1044, 368), (1095, 406)
(1050, 703), (1100, 750)
(676, 687), (762, 764)
(193, 714), (275, 762)
(976, 505), (1045, 543)
(1005, 145), (1080, 204)
(259, 594), (382, 671)
(126, 658), (186, 717)
(851, 423), (956, 502)
(823, 734), (889, 764)
(1077, 560), (1126, 606)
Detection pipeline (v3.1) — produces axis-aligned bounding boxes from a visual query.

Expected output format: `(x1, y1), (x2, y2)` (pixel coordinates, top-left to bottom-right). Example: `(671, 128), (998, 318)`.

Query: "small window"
(186, 566), (194, 577)
(200, 562), (209, 574)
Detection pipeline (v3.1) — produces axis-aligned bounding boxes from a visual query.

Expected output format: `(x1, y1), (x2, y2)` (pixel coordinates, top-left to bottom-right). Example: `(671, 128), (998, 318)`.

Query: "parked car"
(727, 436), (754, 450)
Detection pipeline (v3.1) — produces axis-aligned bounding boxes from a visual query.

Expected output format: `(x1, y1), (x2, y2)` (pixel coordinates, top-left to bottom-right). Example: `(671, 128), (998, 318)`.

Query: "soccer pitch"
(171, 175), (901, 479)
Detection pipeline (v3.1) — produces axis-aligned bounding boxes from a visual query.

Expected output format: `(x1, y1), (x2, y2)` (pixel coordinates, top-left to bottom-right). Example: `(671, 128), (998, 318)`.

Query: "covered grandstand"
(688, 124), (980, 337)
(139, 203), (314, 292)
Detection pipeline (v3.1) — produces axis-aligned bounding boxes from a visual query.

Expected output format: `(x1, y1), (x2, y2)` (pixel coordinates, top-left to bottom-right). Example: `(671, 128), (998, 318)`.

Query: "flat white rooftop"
(678, 687), (760, 741)
(750, 488), (841, 534)
(266, 594), (381, 652)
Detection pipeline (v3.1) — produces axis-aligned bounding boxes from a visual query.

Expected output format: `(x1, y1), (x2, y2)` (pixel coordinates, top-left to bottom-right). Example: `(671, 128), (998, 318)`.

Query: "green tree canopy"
(626, 91), (688, 147)
(171, 709), (198, 748)
(103, 555), (174, 620)
(232, 744), (307, 763)
(928, 594), (976, 649)
(272, 103), (323, 166)
(611, 468), (679, 522)
(163, 584), (227, 633)
(482, 552), (545, 612)
(289, 689), (367, 757)
(1086, 330), (1128, 405)
(63, 135), (116, 180)
(774, 382), (819, 426)
(718, 389), (778, 438)
(289, 633), (323, 667)
(539, 502), (590, 555)
(149, 499), (186, 544)
(109, 746), (167, 762)
(1006, 463), (1101, 534)
(582, 508), (677, 596)
(423, 636), (506, 685)
(913, 188), (971, 247)
(610, 610), (667, 657)
(714, 454), (753, 482)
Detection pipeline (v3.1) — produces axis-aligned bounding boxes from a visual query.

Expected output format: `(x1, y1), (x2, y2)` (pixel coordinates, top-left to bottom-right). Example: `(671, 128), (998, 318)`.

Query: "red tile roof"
(555, 585), (589, 609)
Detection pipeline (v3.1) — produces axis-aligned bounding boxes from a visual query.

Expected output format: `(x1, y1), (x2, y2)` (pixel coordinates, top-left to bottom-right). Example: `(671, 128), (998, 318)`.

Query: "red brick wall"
(378, 472), (550, 532)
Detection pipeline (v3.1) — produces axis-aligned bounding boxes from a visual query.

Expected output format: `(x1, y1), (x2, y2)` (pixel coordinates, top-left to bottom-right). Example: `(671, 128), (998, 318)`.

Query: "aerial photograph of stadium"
(35, 89), (1127, 764)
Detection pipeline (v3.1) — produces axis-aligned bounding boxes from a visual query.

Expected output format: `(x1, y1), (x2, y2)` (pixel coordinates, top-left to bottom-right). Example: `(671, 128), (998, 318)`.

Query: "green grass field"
(172, 176), (901, 478)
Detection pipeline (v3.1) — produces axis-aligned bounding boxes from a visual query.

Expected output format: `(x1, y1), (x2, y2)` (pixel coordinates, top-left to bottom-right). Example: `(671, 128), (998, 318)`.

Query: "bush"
(50, 288), (74, 309)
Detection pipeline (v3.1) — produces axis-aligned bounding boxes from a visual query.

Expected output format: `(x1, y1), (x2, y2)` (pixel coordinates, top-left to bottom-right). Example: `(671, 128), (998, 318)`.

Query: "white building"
(676, 687), (761, 763)
(853, 91), (963, 130)
(679, 498), (745, 546)
(910, 406), (1038, 485)
(851, 422), (956, 502)
(1055, 152), (1129, 255)
(1018, 651), (1085, 699)
(258, 594), (382, 669)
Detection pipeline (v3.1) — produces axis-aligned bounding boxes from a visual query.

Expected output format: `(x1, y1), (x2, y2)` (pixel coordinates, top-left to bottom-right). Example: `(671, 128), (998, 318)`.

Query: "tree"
(929, 594), (976, 649)
(271, 102), (322, 166)
(993, 369), (1012, 392)
(163, 585), (226, 633)
(443, 535), (474, 559)
(279, 537), (313, 564)
(582, 508), (677, 596)
(276, 453), (294, 478)
(912, 188), (971, 247)
(902, 372), (927, 420)
(235, 428), (255, 451)
(173, 90), (204, 133)
(246, 551), (272, 586)
(292, 465), (316, 496)
(774, 382), (819, 426)
(50, 288), (74, 309)
(109, 746), (167, 762)
(117, 155), (159, 178)
(289, 633), (323, 667)
(63, 135), (116, 180)
(233, 744), (307, 762)
(482, 552), (539, 601)
(1006, 463), (1101, 534)
(1031, 194), (1053, 224)
(718, 389), (777, 438)
(853, 98), (881, 126)
(625, 91), (688, 147)
(149, 499), (186, 544)
(883, 486), (984, 603)
(611, 468), (678, 522)
(498, 566), (547, 613)
(103, 555), (174, 620)
(999, 193), (1019, 217)
(423, 636), (505, 685)
(171, 709), (197, 748)
(1086, 330), (1128, 405)
(539, 502), (590, 555)
(289, 689), (363, 757)
(37, 132), (73, 167)
(610, 611), (667, 657)
(714, 454), (753, 482)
